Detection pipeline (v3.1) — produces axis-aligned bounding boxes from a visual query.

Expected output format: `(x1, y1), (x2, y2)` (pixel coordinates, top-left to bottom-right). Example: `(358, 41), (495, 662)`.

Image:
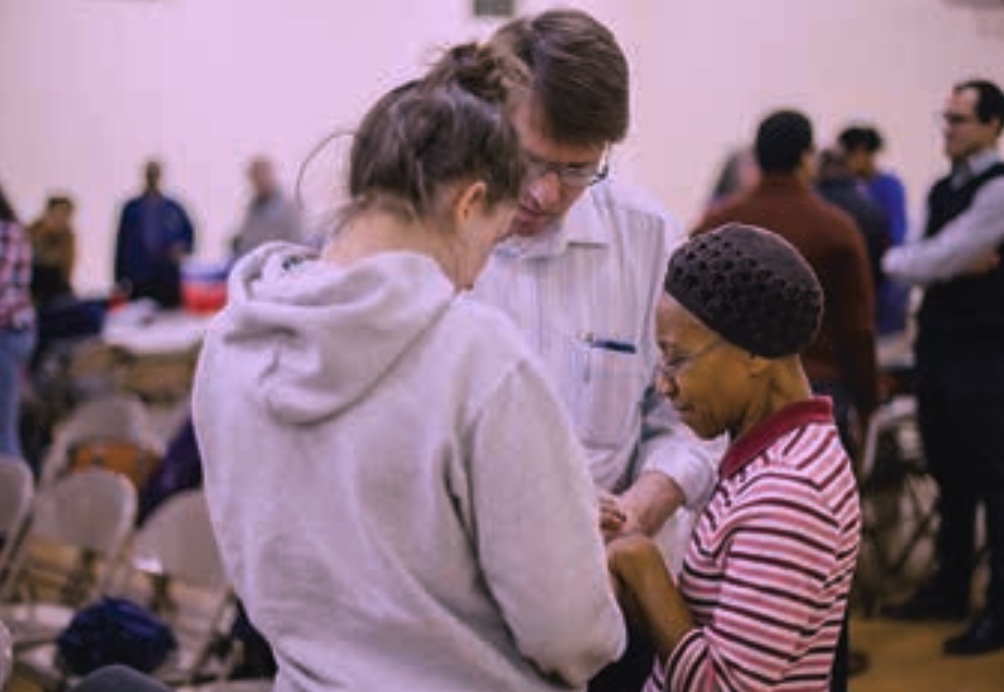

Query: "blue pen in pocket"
(590, 338), (637, 354)
(581, 333), (637, 383)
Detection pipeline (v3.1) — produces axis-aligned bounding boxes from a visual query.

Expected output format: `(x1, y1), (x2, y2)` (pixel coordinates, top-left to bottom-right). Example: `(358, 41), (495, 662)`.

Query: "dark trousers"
(588, 627), (655, 692)
(916, 357), (1004, 617)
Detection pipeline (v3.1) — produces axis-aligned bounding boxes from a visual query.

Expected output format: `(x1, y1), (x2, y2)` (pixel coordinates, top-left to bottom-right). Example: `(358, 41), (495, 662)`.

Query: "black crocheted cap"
(664, 223), (823, 358)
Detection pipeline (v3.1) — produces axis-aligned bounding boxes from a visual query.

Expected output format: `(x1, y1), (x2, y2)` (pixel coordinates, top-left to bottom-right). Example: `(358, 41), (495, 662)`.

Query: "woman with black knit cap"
(606, 223), (861, 691)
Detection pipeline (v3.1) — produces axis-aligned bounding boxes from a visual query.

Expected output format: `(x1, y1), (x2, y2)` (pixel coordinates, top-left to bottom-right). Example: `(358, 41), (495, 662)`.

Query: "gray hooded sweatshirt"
(193, 244), (626, 691)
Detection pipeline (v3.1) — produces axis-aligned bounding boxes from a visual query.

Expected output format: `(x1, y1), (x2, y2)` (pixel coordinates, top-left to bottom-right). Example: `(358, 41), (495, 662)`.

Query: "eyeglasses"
(522, 148), (610, 189)
(941, 111), (980, 127)
(657, 339), (725, 380)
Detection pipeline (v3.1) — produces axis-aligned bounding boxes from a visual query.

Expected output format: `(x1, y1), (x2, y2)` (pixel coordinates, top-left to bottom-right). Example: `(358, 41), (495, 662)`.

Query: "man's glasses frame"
(522, 147), (611, 189)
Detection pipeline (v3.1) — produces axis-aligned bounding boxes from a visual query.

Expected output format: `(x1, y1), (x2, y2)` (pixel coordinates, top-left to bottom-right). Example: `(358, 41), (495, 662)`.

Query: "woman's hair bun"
(423, 41), (527, 105)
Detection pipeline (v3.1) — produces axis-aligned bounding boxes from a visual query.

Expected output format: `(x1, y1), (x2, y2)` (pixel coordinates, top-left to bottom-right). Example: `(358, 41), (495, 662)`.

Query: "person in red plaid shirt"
(0, 184), (35, 459)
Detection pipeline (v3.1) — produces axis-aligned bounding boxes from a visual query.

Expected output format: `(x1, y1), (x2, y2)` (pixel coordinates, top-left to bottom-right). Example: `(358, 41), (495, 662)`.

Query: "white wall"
(2, 0), (1003, 291)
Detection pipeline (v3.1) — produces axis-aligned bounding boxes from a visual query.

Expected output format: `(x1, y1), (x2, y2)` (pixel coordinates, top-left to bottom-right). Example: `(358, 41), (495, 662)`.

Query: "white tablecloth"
(102, 302), (217, 357)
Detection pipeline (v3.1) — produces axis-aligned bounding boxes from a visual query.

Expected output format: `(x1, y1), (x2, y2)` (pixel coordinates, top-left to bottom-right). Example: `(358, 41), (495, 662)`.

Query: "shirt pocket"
(569, 337), (646, 450)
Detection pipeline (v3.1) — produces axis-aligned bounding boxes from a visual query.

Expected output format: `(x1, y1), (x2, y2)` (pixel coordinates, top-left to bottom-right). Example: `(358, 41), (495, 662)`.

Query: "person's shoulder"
(442, 296), (551, 401)
(588, 179), (678, 229)
(693, 187), (765, 235)
(732, 447), (838, 515)
(25, 219), (44, 237)
(874, 170), (906, 191)
(164, 195), (193, 214)
(121, 195), (143, 211)
(585, 179), (684, 251)
(448, 296), (531, 356)
(810, 192), (863, 235)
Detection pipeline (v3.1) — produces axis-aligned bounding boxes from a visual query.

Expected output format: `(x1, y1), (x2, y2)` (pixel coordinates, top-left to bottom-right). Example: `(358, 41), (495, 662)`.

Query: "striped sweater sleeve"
(663, 472), (844, 690)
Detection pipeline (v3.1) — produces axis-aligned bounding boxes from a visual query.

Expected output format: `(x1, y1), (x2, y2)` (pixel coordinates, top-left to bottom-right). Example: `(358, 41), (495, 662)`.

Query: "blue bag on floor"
(56, 596), (178, 675)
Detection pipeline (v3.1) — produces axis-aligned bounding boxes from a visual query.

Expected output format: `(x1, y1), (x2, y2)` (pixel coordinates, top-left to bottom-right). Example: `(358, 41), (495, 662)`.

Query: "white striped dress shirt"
(473, 179), (723, 565)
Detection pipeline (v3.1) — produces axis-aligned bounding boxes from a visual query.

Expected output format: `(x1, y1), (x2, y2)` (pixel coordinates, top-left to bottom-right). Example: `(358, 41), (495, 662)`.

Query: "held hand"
(607, 533), (693, 661)
(598, 491), (641, 542)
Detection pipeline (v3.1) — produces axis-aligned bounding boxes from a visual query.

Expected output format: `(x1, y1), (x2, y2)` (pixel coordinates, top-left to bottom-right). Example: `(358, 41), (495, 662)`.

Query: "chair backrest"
(132, 490), (227, 589)
(0, 457), (34, 582)
(860, 395), (919, 482)
(40, 393), (164, 488)
(0, 616), (12, 690)
(0, 458), (33, 537)
(0, 469), (137, 604)
(112, 490), (233, 685)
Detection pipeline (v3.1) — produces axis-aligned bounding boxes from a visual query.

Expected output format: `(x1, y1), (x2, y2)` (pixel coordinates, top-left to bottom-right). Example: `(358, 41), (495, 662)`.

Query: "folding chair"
(0, 469), (137, 651)
(0, 616), (12, 690)
(856, 395), (939, 615)
(0, 458), (34, 581)
(17, 490), (236, 690)
(123, 489), (235, 686)
(39, 393), (164, 491)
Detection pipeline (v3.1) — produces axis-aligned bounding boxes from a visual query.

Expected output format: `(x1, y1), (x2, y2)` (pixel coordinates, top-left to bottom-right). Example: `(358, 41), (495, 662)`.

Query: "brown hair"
(491, 8), (629, 146)
(346, 42), (526, 222)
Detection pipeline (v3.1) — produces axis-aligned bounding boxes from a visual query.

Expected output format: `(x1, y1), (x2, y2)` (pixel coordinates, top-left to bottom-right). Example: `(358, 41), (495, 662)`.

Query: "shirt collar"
(754, 173), (812, 194)
(493, 185), (610, 260)
(719, 397), (834, 479)
(953, 147), (1002, 186)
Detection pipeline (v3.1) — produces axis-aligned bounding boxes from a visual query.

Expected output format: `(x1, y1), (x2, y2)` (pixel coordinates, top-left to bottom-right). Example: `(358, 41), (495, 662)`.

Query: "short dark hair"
(0, 182), (17, 223)
(837, 125), (883, 154)
(755, 110), (814, 174)
(491, 9), (629, 146)
(955, 79), (1004, 134)
(818, 147), (851, 182)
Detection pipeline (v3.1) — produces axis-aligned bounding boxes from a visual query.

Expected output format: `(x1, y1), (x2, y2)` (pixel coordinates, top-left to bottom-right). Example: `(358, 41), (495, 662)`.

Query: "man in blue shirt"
(839, 125), (909, 335)
(114, 160), (195, 308)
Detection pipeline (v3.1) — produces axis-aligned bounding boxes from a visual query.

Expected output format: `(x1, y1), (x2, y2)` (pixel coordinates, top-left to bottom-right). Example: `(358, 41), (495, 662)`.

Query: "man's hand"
(599, 491), (641, 542)
(617, 472), (686, 537)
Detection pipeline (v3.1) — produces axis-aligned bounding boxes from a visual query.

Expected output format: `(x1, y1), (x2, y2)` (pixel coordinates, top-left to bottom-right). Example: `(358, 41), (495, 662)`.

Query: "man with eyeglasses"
(474, 10), (722, 691)
(880, 79), (1004, 657)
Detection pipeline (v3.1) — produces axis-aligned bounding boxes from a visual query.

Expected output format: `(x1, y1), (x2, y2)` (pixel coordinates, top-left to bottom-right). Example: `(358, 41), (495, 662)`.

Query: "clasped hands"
(598, 490), (643, 543)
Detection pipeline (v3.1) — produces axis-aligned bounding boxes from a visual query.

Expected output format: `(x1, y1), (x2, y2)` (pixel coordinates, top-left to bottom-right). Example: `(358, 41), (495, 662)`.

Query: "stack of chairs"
(0, 402), (246, 690)
(38, 392), (165, 492)
(0, 468), (137, 650)
(13, 489), (237, 690)
(856, 394), (940, 615)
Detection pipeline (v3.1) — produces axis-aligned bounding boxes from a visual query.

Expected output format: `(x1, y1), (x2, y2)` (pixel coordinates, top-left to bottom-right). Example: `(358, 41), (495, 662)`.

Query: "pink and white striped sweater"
(649, 397), (861, 691)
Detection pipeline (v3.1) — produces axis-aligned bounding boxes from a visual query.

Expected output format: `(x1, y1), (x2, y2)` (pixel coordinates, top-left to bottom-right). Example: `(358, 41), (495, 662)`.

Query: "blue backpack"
(57, 596), (178, 675)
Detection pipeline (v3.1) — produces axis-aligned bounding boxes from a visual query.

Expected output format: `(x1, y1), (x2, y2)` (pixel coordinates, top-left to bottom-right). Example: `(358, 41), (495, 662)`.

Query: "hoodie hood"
(215, 243), (455, 425)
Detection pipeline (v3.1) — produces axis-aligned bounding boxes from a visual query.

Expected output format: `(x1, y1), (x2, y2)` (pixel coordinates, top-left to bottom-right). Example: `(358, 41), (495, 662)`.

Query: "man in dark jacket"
(816, 147), (891, 298)
(114, 160), (195, 308)
(881, 79), (1004, 657)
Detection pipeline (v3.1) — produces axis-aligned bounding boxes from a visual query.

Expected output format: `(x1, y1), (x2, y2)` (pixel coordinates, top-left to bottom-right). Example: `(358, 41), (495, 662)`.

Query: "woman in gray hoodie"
(193, 42), (626, 692)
